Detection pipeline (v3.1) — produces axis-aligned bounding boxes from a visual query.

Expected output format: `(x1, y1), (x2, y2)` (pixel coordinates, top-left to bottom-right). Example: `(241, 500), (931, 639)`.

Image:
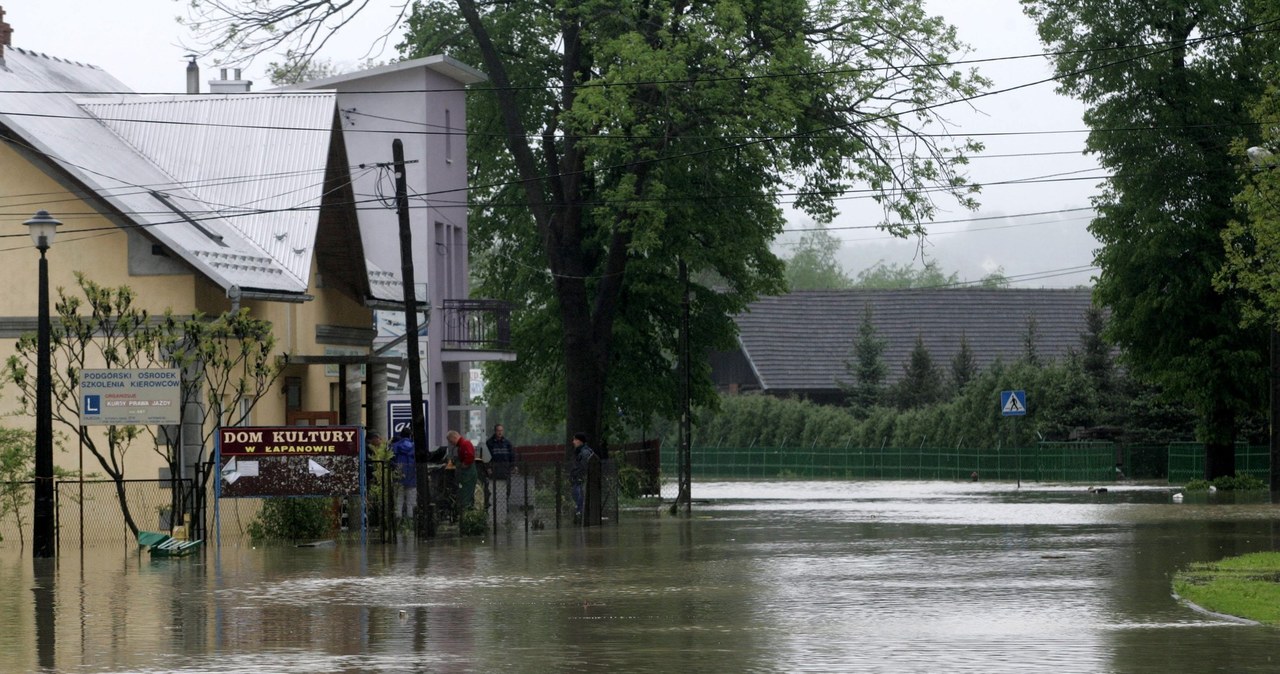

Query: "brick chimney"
(0, 6), (13, 62)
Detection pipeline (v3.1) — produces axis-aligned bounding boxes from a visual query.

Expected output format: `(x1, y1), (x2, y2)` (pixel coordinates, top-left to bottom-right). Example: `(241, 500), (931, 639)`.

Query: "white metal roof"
(294, 54), (487, 89)
(0, 47), (350, 296)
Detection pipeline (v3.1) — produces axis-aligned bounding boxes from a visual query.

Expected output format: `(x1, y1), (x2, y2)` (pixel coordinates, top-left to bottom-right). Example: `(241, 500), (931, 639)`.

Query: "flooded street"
(3, 481), (1280, 673)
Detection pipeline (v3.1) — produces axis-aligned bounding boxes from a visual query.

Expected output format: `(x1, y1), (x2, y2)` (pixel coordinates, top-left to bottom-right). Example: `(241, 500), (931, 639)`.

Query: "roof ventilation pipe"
(185, 55), (199, 94)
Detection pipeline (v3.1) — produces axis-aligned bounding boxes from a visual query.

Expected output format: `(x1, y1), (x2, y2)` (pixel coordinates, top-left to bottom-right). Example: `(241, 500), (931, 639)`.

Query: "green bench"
(137, 531), (203, 558)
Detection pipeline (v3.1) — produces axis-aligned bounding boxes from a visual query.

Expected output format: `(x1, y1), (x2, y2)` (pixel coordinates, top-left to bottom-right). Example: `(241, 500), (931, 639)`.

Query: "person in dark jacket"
(569, 432), (594, 520)
(486, 424), (515, 480)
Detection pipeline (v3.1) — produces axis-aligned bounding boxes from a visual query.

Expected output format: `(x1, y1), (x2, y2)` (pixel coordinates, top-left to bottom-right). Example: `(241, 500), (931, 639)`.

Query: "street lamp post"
(26, 209), (60, 558)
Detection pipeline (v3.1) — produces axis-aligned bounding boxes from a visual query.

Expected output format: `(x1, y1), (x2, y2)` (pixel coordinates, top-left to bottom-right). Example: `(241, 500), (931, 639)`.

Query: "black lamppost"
(26, 209), (60, 558)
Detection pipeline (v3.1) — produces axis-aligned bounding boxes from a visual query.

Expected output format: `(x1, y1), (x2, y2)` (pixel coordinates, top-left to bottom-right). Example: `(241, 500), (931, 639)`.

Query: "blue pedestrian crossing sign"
(1000, 390), (1027, 416)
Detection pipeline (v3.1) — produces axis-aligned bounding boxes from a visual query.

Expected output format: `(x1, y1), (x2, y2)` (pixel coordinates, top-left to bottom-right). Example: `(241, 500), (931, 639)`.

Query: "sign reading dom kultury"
(217, 426), (363, 498)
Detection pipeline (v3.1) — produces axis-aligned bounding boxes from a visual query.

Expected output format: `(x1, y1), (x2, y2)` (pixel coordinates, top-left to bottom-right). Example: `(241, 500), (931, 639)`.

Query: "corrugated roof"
(0, 48), (344, 295)
(80, 93), (337, 288)
(735, 288), (1097, 391)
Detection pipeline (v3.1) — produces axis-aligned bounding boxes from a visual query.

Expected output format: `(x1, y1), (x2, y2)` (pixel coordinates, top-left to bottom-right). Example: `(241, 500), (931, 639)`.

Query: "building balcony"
(440, 299), (516, 362)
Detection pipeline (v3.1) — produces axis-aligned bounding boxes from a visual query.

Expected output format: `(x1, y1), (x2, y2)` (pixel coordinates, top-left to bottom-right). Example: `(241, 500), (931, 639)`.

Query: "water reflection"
(0, 481), (1278, 672)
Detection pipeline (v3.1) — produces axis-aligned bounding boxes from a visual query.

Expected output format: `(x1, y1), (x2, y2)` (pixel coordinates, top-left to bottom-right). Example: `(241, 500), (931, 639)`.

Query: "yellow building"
(0, 34), (386, 486)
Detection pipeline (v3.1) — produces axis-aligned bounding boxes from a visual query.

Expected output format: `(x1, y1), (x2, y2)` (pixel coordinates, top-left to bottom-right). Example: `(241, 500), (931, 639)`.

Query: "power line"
(9, 21), (1279, 97)
(777, 210), (1096, 243)
(1, 23), (1272, 144)
(0, 20), (1265, 243)
(409, 18), (1275, 206)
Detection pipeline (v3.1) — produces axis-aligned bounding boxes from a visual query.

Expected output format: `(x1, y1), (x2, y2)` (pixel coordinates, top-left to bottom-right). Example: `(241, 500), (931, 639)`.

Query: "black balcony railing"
(441, 299), (513, 350)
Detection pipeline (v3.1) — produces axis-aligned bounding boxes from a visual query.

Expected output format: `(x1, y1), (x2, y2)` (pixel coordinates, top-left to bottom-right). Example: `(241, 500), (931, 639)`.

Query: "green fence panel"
(1166, 443), (1270, 484)
(671, 442), (1121, 482)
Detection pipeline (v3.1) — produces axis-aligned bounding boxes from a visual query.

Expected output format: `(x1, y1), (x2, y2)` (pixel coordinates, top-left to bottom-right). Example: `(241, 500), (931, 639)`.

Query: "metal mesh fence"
(1122, 444), (1167, 480)
(1166, 443), (1269, 484)
(0, 479), (194, 550)
(666, 442), (1122, 483)
(8, 441), (1261, 549)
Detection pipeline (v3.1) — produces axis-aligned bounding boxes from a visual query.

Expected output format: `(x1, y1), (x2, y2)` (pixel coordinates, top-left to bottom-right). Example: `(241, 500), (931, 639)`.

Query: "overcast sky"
(4, 0), (1101, 288)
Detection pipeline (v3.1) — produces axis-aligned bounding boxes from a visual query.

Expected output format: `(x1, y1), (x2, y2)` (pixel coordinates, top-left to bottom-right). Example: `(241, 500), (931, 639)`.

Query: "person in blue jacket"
(391, 428), (417, 524)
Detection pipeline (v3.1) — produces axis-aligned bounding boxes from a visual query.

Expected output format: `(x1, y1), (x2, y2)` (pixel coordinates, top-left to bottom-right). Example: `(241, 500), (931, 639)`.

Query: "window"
(445, 108), (453, 163)
(284, 377), (303, 411)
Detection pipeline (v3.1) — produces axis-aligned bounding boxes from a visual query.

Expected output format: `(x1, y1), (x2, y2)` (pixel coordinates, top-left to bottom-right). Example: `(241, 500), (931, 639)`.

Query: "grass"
(1173, 552), (1280, 625)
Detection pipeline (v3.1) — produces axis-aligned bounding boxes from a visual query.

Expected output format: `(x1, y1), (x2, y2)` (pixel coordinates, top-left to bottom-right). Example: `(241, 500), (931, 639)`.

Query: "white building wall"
(301, 59), (479, 448)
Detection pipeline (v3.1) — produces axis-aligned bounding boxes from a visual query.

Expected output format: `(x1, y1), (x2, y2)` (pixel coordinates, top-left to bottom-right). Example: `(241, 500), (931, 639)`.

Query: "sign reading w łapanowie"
(80, 368), (182, 426)
(218, 426), (363, 498)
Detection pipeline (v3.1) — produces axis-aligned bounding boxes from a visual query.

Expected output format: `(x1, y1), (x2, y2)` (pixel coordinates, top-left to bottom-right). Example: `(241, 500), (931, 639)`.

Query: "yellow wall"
(0, 142), (374, 482)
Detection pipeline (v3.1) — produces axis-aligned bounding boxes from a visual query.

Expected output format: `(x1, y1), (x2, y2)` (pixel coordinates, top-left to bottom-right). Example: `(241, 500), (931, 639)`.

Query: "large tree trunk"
(460, 0), (640, 460)
(557, 269), (608, 459)
(1203, 402), (1237, 480)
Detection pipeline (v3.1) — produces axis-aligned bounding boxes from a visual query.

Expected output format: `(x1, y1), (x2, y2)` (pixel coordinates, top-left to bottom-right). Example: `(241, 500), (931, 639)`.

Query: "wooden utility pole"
(393, 139), (434, 538)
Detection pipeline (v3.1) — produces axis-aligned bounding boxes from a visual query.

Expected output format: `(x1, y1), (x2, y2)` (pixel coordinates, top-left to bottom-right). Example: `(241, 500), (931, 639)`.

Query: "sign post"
(1001, 390), (1027, 487)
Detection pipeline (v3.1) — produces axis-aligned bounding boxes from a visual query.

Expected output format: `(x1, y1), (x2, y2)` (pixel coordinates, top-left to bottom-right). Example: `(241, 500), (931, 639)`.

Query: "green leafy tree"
(0, 427), (35, 545)
(4, 277), (284, 539)
(1021, 314), (1040, 367)
(784, 223), (852, 291)
(183, 0), (986, 452)
(265, 54), (386, 85)
(6, 275), (153, 536)
(266, 53), (341, 85)
(183, 0), (986, 450)
(854, 259), (959, 289)
(149, 309), (286, 515)
(889, 333), (945, 410)
(978, 267), (1011, 288)
(1079, 305), (1114, 396)
(399, 0), (985, 450)
(842, 304), (887, 416)
(1023, 0), (1270, 478)
(1219, 44), (1280, 327)
(950, 332), (978, 391)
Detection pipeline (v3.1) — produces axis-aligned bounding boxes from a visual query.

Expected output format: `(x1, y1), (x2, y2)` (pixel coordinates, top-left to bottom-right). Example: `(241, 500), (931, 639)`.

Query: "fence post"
(585, 455), (602, 526)
(555, 462), (562, 530)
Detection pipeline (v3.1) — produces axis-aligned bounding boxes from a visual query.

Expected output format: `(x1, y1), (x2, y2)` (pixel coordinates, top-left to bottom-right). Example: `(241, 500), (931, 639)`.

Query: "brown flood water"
(2, 481), (1279, 673)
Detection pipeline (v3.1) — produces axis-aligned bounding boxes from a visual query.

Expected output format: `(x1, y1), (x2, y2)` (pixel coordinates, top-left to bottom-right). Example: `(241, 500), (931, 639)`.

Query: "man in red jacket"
(447, 430), (478, 511)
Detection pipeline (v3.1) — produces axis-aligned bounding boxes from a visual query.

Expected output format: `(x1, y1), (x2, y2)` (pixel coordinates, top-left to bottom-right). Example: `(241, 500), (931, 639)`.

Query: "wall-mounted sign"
(217, 426), (363, 498)
(80, 368), (182, 426)
(387, 399), (429, 439)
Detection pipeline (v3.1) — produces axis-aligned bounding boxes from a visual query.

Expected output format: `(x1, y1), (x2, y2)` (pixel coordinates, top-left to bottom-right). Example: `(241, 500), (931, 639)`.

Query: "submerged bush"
(617, 465), (648, 499)
(460, 509), (488, 537)
(1184, 473), (1268, 492)
(247, 497), (338, 541)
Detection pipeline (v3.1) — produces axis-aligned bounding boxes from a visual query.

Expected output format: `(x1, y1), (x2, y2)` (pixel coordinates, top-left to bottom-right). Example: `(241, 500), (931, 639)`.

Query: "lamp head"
(23, 210), (61, 251)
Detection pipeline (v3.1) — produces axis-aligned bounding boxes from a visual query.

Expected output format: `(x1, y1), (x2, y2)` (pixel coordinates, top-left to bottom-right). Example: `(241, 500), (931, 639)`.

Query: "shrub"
(617, 465), (647, 499)
(1184, 473), (1268, 492)
(246, 497), (338, 541)
(459, 509), (488, 536)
